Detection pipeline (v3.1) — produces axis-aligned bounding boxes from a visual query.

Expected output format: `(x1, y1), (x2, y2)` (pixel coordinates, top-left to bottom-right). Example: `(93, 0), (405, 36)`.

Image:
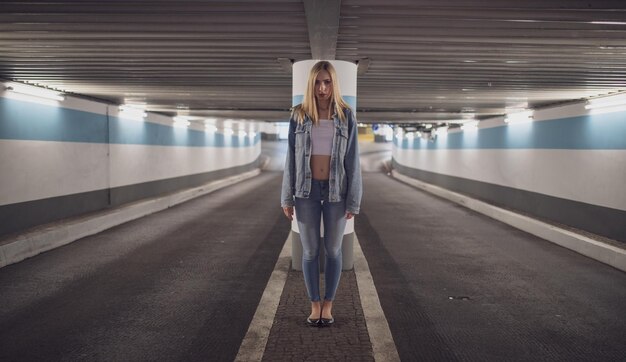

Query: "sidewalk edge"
(0, 169), (261, 269)
(391, 170), (626, 273)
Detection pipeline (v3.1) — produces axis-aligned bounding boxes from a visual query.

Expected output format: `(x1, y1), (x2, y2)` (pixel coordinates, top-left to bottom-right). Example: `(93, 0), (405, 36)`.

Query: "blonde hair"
(293, 61), (351, 124)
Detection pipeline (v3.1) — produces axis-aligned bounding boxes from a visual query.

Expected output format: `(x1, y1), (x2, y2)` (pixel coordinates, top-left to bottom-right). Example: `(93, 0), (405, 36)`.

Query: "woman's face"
(314, 70), (332, 103)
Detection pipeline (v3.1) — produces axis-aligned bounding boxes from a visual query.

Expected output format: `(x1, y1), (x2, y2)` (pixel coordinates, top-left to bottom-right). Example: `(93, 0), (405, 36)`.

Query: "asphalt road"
(0, 171), (290, 362)
(356, 172), (626, 362)
(3, 140), (624, 362)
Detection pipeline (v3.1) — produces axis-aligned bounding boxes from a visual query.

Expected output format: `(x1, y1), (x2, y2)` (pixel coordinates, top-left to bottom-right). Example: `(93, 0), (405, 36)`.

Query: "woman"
(281, 61), (362, 327)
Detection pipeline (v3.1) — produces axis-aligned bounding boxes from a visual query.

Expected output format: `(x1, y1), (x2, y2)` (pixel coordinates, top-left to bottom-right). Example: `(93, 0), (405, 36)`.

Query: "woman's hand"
(345, 212), (354, 220)
(283, 206), (294, 221)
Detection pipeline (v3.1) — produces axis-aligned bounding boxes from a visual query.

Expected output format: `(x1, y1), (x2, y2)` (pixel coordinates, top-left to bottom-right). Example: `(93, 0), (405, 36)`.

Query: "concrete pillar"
(290, 59), (357, 271)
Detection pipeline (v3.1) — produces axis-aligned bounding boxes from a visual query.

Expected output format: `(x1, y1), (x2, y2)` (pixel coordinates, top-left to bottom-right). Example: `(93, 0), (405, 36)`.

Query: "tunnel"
(1, 1), (625, 361)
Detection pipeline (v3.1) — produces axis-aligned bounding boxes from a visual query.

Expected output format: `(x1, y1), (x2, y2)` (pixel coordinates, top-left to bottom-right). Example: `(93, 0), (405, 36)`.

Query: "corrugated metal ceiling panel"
(1, 0), (625, 122)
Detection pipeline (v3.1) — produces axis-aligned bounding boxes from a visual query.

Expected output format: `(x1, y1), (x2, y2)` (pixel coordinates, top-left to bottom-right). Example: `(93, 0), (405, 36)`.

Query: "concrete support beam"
(303, 0), (341, 60)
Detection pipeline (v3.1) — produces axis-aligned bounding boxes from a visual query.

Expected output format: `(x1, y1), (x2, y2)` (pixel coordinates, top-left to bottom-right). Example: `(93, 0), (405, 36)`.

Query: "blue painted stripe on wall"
(0, 97), (259, 147)
(109, 116), (258, 147)
(0, 96), (107, 143)
(292, 95), (303, 107)
(395, 112), (626, 150)
(292, 95), (357, 110)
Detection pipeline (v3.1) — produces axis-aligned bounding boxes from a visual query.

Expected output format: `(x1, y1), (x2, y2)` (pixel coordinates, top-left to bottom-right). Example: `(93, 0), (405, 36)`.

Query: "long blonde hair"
(293, 61), (351, 124)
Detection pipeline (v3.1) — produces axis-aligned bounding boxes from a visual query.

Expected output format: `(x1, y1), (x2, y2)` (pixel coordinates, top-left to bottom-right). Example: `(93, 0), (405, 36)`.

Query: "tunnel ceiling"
(1, 0), (626, 123)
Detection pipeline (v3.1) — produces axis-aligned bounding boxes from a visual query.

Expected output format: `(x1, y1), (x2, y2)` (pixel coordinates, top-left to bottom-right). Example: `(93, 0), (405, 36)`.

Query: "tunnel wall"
(392, 101), (626, 243)
(0, 92), (261, 238)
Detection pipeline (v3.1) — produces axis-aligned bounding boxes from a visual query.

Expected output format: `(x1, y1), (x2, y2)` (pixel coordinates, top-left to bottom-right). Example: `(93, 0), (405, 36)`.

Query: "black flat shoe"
(320, 317), (334, 326)
(306, 317), (321, 326)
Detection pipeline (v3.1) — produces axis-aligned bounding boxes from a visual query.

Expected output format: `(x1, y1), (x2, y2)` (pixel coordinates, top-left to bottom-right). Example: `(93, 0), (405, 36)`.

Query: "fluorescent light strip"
(119, 104), (146, 111)
(119, 105), (147, 119)
(586, 104), (626, 114)
(6, 82), (65, 101)
(173, 121), (190, 128)
(435, 126), (448, 136)
(461, 120), (479, 130)
(505, 116), (533, 124)
(505, 110), (534, 124)
(585, 94), (626, 110)
(591, 21), (626, 25)
(172, 116), (191, 127)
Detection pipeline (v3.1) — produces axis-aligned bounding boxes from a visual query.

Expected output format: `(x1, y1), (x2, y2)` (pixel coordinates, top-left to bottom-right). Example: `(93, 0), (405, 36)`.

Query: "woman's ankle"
(321, 300), (333, 318)
(310, 301), (322, 317)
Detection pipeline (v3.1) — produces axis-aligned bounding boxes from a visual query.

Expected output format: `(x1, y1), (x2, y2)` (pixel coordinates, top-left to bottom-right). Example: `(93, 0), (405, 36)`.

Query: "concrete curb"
(0, 169), (261, 269)
(391, 170), (626, 273)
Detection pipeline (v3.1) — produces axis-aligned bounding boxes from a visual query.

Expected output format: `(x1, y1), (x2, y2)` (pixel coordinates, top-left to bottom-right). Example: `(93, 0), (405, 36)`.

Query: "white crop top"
(311, 119), (334, 156)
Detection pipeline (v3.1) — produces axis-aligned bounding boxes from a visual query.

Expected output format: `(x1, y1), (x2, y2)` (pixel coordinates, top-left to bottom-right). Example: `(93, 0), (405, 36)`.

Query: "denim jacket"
(281, 107), (362, 214)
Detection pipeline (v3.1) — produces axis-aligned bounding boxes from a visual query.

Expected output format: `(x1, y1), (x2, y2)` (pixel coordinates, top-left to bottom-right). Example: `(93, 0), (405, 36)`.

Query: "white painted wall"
(0, 91), (262, 207)
(392, 98), (626, 213)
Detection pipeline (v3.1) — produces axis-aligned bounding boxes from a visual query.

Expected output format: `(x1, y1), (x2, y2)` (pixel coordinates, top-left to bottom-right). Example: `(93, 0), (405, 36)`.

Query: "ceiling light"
(585, 94), (626, 110)
(173, 116), (190, 127)
(119, 105), (147, 119)
(5, 82), (65, 101)
(120, 104), (145, 110)
(461, 120), (479, 130)
(593, 104), (626, 113)
(590, 21), (626, 25)
(436, 126), (448, 136)
(505, 110), (534, 124)
(173, 121), (190, 128)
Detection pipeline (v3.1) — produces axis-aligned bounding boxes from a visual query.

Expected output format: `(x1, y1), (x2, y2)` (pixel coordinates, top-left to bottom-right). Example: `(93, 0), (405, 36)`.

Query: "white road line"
(235, 235), (292, 362)
(236, 233), (400, 362)
(354, 236), (401, 362)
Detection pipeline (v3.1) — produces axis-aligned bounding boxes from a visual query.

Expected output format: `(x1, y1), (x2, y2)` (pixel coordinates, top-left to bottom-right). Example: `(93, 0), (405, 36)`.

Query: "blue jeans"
(295, 179), (347, 302)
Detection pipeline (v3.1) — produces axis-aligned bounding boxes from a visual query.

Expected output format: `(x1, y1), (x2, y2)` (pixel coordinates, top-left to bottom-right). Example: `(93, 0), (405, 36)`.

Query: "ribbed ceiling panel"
(1, 0), (625, 122)
(338, 0), (626, 121)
